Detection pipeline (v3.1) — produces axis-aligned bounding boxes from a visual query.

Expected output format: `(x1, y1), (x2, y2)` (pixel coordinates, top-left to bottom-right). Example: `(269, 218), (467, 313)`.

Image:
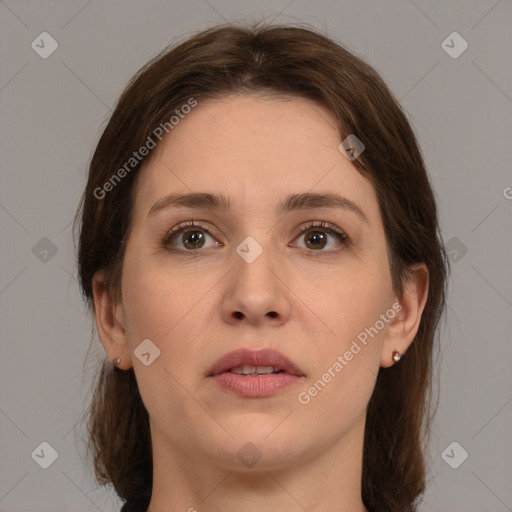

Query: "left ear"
(380, 263), (429, 368)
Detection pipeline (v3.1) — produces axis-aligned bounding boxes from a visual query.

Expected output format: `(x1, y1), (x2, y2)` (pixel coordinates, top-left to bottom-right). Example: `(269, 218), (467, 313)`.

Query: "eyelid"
(294, 220), (349, 242)
(162, 220), (218, 246)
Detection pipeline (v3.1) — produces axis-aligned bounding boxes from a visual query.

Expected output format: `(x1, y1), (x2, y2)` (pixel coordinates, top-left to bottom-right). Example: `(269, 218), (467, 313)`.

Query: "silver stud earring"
(113, 357), (121, 368)
(392, 350), (401, 363)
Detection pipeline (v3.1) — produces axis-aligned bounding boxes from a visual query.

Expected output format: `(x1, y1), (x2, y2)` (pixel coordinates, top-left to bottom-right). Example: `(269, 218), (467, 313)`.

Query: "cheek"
(120, 246), (195, 342)
(299, 263), (392, 403)
(121, 270), (170, 342)
(310, 259), (393, 343)
(119, 259), (209, 425)
(120, 253), (215, 371)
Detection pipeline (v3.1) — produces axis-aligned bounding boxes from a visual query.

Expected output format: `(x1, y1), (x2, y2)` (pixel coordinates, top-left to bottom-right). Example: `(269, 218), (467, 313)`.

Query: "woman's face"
(106, 94), (402, 472)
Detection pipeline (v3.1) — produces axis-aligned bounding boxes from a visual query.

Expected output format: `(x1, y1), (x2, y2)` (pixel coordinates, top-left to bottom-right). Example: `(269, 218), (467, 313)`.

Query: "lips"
(208, 348), (304, 377)
(208, 348), (305, 398)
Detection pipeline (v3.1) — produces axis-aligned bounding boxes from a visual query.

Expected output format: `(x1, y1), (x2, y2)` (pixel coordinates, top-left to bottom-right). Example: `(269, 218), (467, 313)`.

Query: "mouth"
(208, 348), (305, 397)
(228, 365), (287, 376)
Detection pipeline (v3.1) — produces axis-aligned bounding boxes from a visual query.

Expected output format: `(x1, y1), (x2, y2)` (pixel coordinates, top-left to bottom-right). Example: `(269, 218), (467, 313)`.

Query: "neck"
(146, 414), (369, 512)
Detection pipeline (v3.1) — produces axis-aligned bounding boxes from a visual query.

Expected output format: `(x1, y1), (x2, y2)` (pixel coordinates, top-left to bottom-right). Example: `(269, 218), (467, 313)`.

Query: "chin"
(222, 411), (298, 440)
(205, 422), (309, 472)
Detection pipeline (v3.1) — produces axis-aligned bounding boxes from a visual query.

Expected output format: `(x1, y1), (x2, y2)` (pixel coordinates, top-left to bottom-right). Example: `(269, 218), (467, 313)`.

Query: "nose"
(220, 237), (291, 327)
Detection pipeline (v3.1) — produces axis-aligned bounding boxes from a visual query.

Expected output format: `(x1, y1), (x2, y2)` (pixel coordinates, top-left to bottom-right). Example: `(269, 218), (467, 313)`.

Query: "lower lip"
(211, 372), (303, 397)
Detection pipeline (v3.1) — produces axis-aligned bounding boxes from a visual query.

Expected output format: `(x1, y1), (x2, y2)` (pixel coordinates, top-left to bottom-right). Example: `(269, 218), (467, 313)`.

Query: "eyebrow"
(148, 191), (369, 225)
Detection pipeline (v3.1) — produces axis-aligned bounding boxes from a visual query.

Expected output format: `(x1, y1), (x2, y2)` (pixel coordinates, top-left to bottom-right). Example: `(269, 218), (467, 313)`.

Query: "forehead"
(132, 94), (380, 222)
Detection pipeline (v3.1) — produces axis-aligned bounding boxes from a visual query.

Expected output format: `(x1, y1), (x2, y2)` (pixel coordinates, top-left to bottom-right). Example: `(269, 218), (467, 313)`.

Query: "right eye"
(162, 221), (223, 253)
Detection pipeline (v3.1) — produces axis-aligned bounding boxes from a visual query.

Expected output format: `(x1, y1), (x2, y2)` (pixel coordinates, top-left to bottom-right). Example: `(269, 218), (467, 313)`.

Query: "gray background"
(1, 1), (511, 511)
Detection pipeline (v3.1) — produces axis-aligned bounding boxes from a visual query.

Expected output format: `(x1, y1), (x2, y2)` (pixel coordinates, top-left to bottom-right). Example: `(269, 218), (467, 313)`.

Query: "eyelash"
(161, 220), (350, 257)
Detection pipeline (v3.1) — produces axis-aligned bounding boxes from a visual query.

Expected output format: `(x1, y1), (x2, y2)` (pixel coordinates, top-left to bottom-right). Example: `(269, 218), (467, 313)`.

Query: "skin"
(92, 94), (428, 512)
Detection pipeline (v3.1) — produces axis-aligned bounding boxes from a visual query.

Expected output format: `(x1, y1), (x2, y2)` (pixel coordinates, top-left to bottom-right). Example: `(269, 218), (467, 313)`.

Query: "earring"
(113, 357), (121, 368)
(392, 350), (401, 363)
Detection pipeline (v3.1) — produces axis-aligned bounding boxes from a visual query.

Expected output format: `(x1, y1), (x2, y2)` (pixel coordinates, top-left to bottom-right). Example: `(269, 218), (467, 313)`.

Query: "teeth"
(230, 365), (279, 376)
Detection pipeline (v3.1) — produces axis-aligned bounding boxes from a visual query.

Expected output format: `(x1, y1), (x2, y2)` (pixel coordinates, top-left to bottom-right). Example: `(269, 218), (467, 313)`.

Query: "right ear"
(91, 270), (132, 369)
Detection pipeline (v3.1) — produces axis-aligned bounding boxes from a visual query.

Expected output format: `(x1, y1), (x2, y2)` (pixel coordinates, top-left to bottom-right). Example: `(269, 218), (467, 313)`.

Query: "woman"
(75, 22), (448, 512)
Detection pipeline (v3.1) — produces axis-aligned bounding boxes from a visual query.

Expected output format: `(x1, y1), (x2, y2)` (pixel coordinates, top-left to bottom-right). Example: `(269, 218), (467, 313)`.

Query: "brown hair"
(75, 21), (449, 512)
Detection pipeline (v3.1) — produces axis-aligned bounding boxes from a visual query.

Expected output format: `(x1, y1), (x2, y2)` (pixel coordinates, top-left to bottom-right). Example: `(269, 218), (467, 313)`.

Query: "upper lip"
(208, 348), (305, 377)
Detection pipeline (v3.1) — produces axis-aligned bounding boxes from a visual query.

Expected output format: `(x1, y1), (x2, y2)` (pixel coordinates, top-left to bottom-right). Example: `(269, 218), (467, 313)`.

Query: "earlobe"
(380, 263), (429, 368)
(91, 270), (132, 370)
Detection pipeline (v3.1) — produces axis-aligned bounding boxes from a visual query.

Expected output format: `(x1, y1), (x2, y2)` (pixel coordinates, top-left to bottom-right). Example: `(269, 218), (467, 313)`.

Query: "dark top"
(120, 503), (146, 512)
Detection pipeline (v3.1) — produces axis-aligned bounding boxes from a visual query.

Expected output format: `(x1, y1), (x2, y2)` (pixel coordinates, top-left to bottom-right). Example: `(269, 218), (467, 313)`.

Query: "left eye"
(162, 220), (349, 253)
(292, 221), (349, 252)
